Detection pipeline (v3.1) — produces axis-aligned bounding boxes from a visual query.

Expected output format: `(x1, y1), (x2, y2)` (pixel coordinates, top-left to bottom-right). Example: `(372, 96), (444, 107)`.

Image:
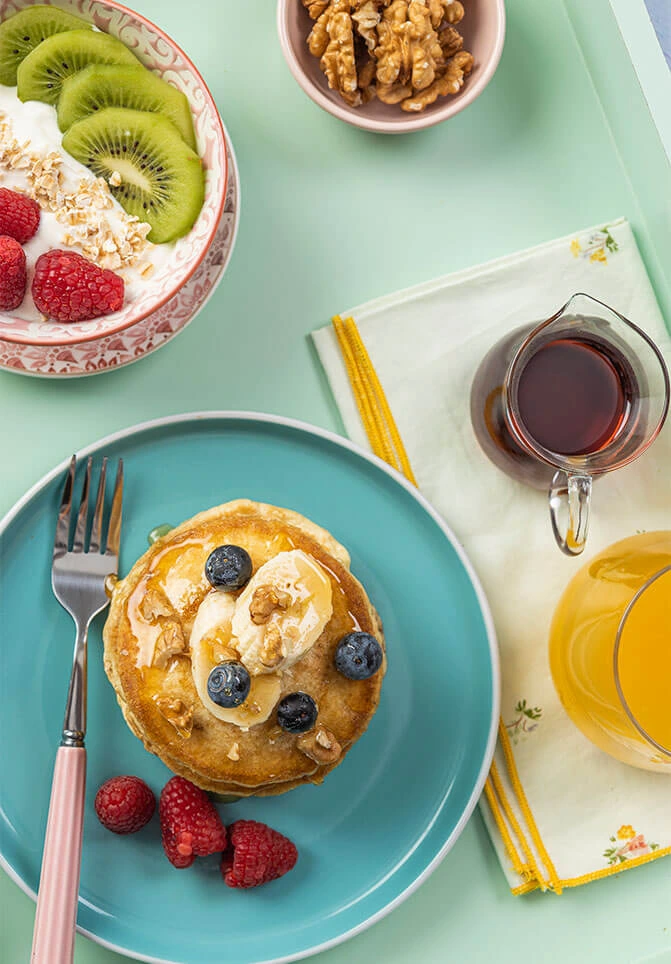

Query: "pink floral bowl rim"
(0, 0), (228, 345)
(0, 133), (240, 376)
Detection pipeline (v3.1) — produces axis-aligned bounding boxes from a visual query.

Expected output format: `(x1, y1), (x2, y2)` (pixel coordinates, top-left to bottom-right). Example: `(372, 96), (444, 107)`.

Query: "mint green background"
(1, 0), (671, 961)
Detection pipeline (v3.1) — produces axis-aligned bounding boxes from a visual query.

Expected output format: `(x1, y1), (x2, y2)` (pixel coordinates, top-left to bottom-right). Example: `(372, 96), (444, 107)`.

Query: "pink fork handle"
(31, 746), (86, 964)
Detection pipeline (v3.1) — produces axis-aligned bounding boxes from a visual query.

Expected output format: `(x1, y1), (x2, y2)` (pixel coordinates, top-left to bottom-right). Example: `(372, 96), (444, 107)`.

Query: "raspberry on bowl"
(95, 775), (155, 835)
(0, 236), (26, 311)
(32, 249), (124, 323)
(0, 187), (40, 244)
(222, 820), (298, 889)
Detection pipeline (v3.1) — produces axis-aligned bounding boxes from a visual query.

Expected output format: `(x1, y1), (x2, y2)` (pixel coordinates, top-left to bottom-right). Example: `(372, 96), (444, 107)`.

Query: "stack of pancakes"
(103, 499), (385, 796)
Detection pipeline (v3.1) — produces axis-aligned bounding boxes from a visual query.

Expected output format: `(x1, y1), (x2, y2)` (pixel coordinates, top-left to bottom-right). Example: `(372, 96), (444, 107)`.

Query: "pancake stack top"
(103, 500), (386, 796)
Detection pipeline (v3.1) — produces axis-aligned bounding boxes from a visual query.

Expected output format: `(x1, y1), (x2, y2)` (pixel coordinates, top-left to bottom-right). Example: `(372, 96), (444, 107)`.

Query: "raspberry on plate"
(31, 249), (124, 323)
(0, 236), (26, 311)
(159, 776), (227, 869)
(0, 187), (40, 244)
(221, 820), (298, 889)
(95, 776), (155, 835)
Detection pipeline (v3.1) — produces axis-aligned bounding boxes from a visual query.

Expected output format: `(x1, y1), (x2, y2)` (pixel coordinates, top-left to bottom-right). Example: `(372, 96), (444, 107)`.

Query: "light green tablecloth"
(1, 1), (670, 961)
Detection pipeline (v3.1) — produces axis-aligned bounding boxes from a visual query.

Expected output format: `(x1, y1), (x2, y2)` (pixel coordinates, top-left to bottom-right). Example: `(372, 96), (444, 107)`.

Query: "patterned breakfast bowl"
(277, 0), (506, 134)
(0, 0), (228, 369)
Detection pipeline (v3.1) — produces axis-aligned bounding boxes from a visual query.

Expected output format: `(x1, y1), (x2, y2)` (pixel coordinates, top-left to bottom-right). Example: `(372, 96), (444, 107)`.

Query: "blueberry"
(205, 545), (253, 590)
(207, 662), (251, 708)
(335, 632), (383, 680)
(277, 692), (318, 734)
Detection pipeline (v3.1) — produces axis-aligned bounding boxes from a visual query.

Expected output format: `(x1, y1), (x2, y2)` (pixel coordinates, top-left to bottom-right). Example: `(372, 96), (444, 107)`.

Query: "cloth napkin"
(312, 218), (671, 893)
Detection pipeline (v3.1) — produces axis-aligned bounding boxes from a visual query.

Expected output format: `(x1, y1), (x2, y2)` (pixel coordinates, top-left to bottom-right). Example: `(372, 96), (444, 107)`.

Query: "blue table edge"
(0, 410), (501, 964)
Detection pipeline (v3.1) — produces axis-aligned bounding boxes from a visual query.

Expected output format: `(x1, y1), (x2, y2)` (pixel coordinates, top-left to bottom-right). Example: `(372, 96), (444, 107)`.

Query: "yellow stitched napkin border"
(330, 314), (671, 894)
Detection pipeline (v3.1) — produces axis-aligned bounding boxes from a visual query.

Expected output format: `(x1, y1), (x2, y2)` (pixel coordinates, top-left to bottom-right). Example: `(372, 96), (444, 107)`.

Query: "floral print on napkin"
(505, 700), (543, 745)
(603, 825), (660, 865)
(570, 226), (619, 263)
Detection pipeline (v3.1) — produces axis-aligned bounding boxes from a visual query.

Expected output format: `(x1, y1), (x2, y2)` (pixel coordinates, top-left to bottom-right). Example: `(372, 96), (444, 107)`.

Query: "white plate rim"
(0, 409), (500, 964)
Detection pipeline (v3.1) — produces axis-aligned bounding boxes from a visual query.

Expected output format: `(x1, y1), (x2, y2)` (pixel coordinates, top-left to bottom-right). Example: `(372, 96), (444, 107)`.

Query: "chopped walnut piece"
(227, 742), (240, 761)
(377, 80), (413, 103)
(428, 0), (463, 27)
(401, 49), (473, 111)
(139, 587), (174, 622)
(259, 623), (285, 669)
(443, 0), (464, 24)
(153, 621), (187, 668)
(308, 0), (342, 56)
(249, 586), (292, 625)
(303, 0), (330, 16)
(437, 23), (464, 59)
(297, 724), (342, 765)
(352, 0), (382, 51)
(155, 697), (193, 738)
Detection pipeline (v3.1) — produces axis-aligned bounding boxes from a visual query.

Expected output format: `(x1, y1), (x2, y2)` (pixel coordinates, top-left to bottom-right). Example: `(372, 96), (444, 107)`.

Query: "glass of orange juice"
(549, 531), (671, 772)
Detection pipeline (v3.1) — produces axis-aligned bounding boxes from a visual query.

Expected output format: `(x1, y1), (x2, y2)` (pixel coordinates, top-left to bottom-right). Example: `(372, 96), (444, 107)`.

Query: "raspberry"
(0, 188), (40, 244)
(221, 820), (298, 889)
(94, 776), (156, 835)
(0, 236), (26, 311)
(159, 776), (227, 869)
(31, 249), (124, 323)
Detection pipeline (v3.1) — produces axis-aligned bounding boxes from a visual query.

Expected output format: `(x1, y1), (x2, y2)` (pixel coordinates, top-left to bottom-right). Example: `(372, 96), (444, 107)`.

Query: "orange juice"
(549, 531), (671, 772)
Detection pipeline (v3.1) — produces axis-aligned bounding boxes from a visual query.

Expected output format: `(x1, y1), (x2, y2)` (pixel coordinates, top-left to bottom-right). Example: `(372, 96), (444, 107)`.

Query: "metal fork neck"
(61, 620), (89, 748)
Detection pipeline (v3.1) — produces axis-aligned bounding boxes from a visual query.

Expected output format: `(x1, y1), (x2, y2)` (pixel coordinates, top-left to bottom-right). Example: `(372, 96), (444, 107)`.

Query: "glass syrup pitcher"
(470, 293), (669, 555)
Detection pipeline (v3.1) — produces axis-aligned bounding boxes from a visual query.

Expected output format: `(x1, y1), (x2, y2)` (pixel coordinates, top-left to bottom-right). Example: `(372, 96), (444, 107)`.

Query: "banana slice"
(231, 550), (333, 676)
(190, 592), (280, 727)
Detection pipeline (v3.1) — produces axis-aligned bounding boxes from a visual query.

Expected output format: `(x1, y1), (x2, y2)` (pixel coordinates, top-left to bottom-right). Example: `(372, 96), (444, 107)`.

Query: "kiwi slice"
(0, 5), (91, 87)
(58, 64), (197, 150)
(17, 29), (140, 105)
(62, 107), (204, 244)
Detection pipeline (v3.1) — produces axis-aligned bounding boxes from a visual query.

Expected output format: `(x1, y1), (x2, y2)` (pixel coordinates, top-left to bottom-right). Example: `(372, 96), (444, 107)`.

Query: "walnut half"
(401, 49), (473, 111)
(297, 724), (342, 765)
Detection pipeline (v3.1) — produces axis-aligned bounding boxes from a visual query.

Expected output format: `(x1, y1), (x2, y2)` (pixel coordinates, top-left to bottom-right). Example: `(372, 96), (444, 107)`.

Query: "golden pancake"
(103, 500), (385, 795)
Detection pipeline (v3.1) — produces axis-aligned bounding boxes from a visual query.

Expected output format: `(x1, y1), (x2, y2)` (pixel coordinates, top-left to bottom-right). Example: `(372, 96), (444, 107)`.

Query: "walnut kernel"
(297, 724), (342, 764)
(249, 586), (291, 625)
(153, 621), (186, 668)
(155, 697), (193, 738)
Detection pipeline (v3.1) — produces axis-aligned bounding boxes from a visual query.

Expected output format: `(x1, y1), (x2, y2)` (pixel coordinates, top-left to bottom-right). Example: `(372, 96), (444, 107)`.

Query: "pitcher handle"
(549, 472), (592, 556)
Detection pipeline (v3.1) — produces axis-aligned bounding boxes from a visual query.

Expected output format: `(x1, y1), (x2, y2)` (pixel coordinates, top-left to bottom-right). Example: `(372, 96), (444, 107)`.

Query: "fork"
(31, 455), (123, 964)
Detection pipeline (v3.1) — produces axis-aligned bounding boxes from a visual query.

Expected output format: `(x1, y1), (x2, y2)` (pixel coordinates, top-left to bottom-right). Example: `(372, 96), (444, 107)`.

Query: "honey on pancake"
(128, 554), (360, 710)
(103, 500), (385, 795)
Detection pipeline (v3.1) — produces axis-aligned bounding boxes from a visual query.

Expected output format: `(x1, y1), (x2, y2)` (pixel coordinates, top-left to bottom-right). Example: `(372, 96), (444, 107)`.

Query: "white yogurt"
(0, 85), (174, 322)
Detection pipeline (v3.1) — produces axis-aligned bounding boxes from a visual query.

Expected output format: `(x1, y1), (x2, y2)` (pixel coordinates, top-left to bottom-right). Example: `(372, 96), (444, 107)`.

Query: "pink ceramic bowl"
(0, 0), (227, 347)
(277, 0), (505, 134)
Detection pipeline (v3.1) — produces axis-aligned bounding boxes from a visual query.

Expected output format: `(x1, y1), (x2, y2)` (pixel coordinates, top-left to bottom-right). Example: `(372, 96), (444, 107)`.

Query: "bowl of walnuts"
(277, 0), (505, 133)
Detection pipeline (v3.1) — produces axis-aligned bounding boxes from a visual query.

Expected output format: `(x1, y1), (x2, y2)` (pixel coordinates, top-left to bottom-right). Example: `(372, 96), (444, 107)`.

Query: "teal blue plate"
(0, 413), (498, 964)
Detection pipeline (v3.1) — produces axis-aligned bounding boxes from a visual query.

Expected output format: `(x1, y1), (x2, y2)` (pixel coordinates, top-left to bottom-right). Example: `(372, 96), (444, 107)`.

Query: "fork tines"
(54, 455), (123, 559)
